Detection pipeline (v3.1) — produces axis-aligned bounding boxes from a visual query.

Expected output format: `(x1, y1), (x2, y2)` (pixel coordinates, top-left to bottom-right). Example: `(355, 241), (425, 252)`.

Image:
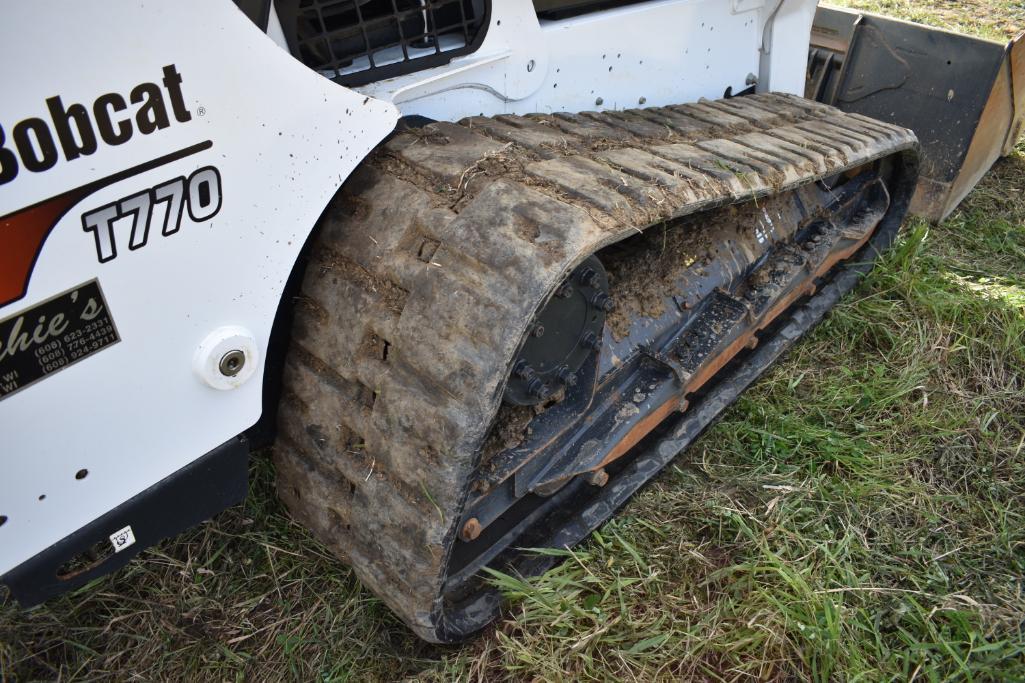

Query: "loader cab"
(272, 0), (491, 86)
(532, 0), (651, 18)
(268, 0), (671, 87)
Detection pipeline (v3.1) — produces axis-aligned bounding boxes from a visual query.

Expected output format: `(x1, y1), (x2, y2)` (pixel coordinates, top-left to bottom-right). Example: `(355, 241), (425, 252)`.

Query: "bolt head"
(533, 324), (545, 338)
(528, 378), (552, 400)
(514, 360), (536, 380)
(219, 350), (246, 377)
(591, 292), (615, 313)
(579, 268), (598, 287)
(461, 518), (482, 542)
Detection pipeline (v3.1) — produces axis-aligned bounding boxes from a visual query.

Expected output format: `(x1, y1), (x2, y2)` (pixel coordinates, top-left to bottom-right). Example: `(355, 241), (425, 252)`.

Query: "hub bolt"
(528, 378), (552, 400)
(461, 517), (482, 542)
(557, 366), (578, 387)
(581, 331), (602, 351)
(219, 350), (246, 377)
(514, 360), (536, 380)
(591, 292), (615, 312)
(578, 268), (599, 288)
(532, 324), (546, 338)
(556, 283), (574, 299)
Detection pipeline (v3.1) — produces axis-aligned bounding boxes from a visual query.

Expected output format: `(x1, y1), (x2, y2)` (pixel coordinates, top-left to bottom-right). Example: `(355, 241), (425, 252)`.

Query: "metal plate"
(808, 5), (1025, 221)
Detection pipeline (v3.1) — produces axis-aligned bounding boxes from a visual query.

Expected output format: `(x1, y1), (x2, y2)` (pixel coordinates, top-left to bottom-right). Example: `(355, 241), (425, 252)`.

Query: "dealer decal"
(0, 279), (120, 402)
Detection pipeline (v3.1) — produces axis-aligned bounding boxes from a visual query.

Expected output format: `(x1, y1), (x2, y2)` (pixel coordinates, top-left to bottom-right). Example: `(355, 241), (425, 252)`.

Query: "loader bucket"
(807, 5), (1025, 222)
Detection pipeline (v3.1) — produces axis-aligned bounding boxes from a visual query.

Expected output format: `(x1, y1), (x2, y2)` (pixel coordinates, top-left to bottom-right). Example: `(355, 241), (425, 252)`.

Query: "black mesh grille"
(276, 0), (489, 86)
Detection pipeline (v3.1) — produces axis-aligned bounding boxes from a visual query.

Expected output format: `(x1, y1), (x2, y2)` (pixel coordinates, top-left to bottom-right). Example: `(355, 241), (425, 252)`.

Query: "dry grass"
(3, 3), (1025, 681)
(831, 0), (1025, 40)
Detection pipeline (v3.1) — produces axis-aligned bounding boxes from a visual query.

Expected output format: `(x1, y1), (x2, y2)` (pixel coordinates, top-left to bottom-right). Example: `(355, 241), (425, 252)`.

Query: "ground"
(3, 3), (1024, 681)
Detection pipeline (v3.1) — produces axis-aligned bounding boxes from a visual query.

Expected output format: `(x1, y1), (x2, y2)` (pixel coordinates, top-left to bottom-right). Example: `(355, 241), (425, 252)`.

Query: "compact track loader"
(1, 1), (1019, 642)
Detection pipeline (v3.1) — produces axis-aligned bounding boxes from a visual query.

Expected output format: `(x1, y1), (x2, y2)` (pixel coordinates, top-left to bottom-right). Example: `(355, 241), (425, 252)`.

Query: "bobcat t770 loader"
(1, 0), (1019, 642)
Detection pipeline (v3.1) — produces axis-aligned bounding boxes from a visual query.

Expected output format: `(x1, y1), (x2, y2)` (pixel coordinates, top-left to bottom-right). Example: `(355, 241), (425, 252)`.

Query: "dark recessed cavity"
(281, 0), (490, 87)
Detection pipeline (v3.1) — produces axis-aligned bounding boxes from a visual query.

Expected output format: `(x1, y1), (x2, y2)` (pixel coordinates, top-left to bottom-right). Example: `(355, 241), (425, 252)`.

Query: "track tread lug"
(526, 155), (661, 211)
(632, 106), (718, 137)
(462, 115), (573, 157)
(385, 121), (507, 186)
(669, 101), (753, 129)
(703, 98), (789, 127)
(549, 111), (637, 141)
(586, 109), (674, 138)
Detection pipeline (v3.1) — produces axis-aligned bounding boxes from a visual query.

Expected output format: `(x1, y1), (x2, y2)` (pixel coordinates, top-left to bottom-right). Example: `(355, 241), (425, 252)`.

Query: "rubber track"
(273, 93), (917, 641)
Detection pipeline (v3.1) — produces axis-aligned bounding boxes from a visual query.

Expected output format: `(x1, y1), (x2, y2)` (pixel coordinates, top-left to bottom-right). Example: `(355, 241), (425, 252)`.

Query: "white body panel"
(359, 0), (818, 119)
(1, 0), (817, 577)
(0, 1), (398, 574)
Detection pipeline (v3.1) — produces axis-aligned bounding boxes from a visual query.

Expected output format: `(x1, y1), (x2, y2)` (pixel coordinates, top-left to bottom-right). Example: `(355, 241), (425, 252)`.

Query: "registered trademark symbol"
(197, 106), (206, 116)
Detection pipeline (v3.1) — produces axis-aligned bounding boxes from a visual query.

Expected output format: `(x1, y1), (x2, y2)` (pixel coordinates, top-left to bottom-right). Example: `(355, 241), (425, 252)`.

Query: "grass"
(829, 0), (1025, 40)
(3, 3), (1025, 680)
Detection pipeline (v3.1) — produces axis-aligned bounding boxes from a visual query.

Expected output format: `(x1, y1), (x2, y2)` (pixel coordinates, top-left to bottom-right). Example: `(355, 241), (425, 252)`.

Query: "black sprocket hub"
(503, 255), (611, 406)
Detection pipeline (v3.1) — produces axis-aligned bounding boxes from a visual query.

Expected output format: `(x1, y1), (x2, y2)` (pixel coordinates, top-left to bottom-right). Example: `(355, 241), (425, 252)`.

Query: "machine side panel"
(0, 0), (397, 575)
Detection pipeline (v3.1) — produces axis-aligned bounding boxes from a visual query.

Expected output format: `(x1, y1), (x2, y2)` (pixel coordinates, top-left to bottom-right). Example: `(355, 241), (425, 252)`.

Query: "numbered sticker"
(109, 525), (136, 553)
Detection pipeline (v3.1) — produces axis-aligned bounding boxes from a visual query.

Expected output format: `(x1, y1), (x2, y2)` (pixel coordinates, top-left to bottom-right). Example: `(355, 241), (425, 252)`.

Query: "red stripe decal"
(0, 140), (212, 309)
(0, 190), (86, 308)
